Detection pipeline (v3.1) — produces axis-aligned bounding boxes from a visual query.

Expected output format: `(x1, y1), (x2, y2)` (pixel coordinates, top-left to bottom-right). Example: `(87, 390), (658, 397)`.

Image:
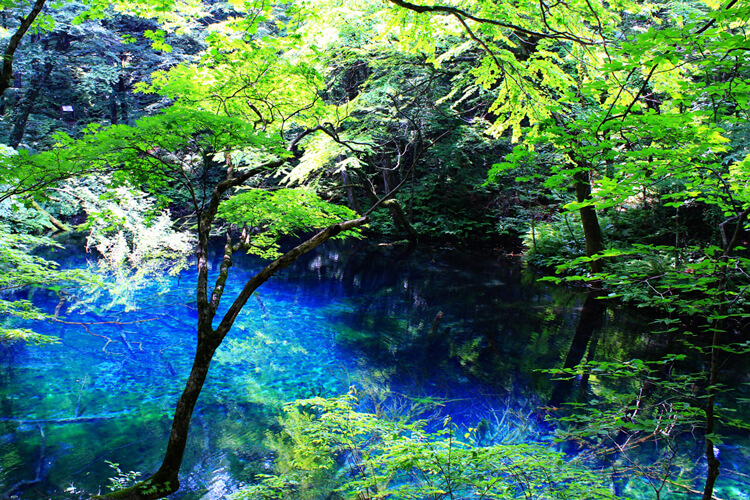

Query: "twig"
(2, 424), (47, 498)
(75, 375), (88, 418)
(0, 414), (125, 424)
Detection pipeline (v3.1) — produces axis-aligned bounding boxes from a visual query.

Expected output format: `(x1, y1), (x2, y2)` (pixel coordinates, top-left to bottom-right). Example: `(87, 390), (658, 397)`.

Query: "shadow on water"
(0, 238), (749, 498)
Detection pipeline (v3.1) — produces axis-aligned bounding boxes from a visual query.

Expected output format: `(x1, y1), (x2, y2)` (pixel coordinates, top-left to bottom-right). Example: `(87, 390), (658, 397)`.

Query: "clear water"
(1, 239), (748, 499)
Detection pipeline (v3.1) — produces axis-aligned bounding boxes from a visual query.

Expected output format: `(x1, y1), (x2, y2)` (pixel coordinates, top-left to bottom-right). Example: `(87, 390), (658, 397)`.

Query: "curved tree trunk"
(103, 217), (369, 500)
(149, 336), (219, 487)
(100, 118), (427, 500)
(105, 336), (218, 499)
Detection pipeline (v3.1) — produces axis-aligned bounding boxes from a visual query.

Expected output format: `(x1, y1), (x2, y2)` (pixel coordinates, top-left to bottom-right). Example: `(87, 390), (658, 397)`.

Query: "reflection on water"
(0, 239), (748, 499)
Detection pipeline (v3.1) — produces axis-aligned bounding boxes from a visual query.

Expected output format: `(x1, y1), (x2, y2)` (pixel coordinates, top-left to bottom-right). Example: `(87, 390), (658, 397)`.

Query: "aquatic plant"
(233, 392), (615, 500)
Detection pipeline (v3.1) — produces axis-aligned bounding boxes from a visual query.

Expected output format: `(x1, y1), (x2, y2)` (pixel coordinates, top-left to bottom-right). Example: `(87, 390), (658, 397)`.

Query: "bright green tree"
(2, 7), (417, 489)
(7, 105), (367, 498)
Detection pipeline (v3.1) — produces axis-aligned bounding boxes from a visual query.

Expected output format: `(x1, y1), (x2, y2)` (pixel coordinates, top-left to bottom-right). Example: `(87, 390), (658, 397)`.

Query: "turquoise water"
(1, 239), (748, 498)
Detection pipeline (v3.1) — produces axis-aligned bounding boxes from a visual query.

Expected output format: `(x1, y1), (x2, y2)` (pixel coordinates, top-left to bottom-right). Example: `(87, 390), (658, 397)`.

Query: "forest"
(1, 0), (749, 499)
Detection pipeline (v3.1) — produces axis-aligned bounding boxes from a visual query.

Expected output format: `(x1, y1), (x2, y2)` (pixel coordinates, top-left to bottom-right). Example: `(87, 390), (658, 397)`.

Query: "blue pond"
(1, 238), (749, 498)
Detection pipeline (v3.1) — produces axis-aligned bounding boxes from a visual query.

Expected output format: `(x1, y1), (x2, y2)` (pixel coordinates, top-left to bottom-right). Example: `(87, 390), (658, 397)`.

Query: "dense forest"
(1, 0), (749, 499)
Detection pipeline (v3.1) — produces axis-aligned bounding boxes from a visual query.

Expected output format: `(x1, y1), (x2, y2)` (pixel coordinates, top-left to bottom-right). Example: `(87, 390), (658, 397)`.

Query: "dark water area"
(1, 238), (749, 499)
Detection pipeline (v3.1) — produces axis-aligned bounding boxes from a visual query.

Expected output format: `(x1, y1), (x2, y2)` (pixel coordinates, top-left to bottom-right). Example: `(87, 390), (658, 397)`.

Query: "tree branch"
(386, 0), (595, 45)
(1, 0), (48, 97)
(695, 0), (739, 35)
(209, 235), (233, 318)
(214, 216), (369, 340)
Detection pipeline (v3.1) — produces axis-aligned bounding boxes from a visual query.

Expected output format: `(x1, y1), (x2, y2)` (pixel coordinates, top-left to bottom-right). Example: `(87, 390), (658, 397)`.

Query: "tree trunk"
(340, 169), (361, 213)
(104, 335), (218, 500)
(573, 167), (604, 273)
(383, 198), (418, 240)
(30, 199), (70, 232)
(382, 153), (393, 194)
(700, 207), (748, 499)
(110, 72), (128, 125)
(702, 334), (721, 500)
(7, 61), (53, 148)
(118, 71), (129, 124)
(153, 339), (219, 480)
(362, 173), (419, 240)
(110, 92), (119, 125)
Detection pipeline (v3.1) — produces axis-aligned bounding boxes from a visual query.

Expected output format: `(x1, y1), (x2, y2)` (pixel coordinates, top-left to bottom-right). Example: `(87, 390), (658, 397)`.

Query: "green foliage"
(408, 162), (504, 242)
(0, 148), (50, 232)
(234, 392), (615, 500)
(523, 213), (587, 269)
(138, 26), (327, 128)
(4, 0), (750, 497)
(217, 188), (361, 259)
(71, 182), (195, 311)
(283, 1), (516, 244)
(1, 107), (283, 209)
(79, 183), (194, 274)
(0, 327), (60, 345)
(0, 196), (53, 233)
(105, 460), (143, 492)
(543, 349), (750, 497)
(0, 227), (90, 343)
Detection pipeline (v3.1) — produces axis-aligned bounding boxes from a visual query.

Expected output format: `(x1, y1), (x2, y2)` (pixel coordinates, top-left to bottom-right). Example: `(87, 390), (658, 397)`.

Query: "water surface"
(1, 239), (748, 499)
